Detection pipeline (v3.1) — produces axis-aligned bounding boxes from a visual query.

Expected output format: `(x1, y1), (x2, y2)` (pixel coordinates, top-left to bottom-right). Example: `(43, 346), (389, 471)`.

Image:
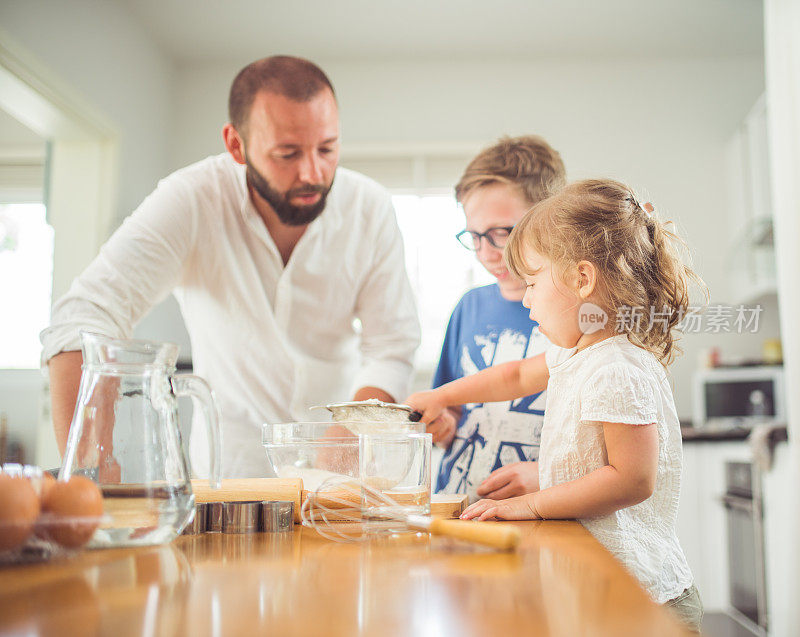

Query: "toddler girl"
(406, 179), (705, 631)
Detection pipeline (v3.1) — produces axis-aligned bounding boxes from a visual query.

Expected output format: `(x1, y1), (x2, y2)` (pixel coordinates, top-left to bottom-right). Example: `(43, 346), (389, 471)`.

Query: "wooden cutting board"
(431, 494), (468, 519)
(191, 478), (303, 522)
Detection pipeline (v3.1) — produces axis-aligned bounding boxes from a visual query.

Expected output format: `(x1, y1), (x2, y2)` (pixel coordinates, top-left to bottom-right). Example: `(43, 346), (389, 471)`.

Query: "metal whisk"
(301, 477), (521, 551)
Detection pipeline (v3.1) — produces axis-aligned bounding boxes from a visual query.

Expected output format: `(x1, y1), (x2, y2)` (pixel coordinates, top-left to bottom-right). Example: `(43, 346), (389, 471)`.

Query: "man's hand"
(460, 493), (542, 521)
(476, 461), (539, 500)
(426, 407), (458, 447)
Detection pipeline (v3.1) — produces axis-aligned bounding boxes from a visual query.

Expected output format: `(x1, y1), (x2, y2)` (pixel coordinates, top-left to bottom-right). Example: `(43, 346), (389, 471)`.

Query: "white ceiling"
(0, 0), (764, 146)
(124, 0), (764, 64)
(0, 109), (43, 149)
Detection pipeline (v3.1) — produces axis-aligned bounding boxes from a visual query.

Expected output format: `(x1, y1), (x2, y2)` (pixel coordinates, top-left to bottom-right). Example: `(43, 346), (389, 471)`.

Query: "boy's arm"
(462, 421), (659, 520)
(406, 352), (549, 424)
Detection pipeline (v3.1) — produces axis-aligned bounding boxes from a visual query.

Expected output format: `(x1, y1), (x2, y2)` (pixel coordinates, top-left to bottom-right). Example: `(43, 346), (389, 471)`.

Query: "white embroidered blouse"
(540, 335), (693, 603)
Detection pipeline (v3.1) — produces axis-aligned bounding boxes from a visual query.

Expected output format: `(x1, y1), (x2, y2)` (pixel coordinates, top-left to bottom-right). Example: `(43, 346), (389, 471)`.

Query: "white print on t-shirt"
(438, 326), (548, 501)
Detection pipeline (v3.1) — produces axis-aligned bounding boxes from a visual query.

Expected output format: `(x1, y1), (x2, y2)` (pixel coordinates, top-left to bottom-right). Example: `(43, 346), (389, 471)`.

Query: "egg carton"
(0, 463), (106, 565)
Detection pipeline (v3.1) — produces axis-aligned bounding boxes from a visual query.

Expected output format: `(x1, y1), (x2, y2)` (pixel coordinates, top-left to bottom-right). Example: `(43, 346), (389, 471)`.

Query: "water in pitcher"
(89, 484), (195, 548)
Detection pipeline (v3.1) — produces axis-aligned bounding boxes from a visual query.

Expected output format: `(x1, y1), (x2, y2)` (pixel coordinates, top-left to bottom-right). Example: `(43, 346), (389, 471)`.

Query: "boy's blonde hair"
(505, 179), (706, 366)
(455, 135), (566, 206)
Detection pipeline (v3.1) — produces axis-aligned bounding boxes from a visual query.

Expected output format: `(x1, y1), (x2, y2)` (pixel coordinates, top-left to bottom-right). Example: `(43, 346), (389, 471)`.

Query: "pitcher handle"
(172, 374), (222, 489)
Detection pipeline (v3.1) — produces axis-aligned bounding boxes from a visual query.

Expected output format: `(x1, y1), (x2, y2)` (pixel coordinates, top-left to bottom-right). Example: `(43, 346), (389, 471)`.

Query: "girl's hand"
(404, 390), (448, 426)
(476, 461), (539, 499)
(460, 494), (542, 521)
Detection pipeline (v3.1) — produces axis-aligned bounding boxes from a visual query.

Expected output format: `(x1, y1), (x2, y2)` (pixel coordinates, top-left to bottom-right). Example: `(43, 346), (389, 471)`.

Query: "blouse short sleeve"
(579, 361), (658, 425)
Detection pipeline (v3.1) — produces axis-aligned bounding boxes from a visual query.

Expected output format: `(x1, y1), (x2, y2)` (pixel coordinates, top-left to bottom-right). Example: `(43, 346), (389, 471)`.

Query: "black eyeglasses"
(456, 226), (515, 251)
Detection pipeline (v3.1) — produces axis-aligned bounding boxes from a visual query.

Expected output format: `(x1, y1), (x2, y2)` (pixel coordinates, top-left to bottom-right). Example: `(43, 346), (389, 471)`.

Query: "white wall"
(0, 2), (771, 428)
(0, 370), (43, 464)
(0, 0), (174, 223)
(171, 55), (768, 419)
(0, 0), (175, 463)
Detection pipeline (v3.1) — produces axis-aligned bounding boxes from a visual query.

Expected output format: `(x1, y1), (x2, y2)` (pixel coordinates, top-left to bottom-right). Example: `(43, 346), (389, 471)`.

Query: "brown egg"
(39, 472), (56, 502)
(32, 473), (58, 540)
(0, 474), (40, 552)
(41, 476), (104, 548)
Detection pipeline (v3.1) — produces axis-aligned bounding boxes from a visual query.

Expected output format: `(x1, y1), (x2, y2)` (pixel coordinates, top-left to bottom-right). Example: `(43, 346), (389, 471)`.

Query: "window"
(0, 203), (54, 368)
(340, 149), (491, 376)
(393, 193), (493, 372)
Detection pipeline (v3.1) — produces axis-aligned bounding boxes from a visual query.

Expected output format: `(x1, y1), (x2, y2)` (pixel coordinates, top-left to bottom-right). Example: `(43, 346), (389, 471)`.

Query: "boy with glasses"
(426, 135), (565, 502)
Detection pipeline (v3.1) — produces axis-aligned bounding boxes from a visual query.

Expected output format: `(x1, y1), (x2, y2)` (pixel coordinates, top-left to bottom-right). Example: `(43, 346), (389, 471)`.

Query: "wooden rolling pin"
(301, 489), (468, 519)
(423, 519), (522, 551)
(191, 478), (303, 523)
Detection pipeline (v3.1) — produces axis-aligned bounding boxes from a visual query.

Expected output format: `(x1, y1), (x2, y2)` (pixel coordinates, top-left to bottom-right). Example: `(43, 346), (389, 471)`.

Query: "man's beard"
(245, 154), (332, 227)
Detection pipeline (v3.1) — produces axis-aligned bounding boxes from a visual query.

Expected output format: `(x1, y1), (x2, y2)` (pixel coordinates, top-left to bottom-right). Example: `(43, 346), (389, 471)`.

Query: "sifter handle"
(428, 518), (522, 551)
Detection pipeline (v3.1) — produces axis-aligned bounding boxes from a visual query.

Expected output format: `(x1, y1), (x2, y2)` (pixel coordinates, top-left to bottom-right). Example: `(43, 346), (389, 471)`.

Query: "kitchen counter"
(681, 426), (751, 442)
(681, 425), (788, 443)
(0, 521), (690, 636)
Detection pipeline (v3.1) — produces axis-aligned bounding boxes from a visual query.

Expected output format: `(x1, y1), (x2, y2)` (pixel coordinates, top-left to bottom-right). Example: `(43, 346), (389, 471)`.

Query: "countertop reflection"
(0, 521), (689, 636)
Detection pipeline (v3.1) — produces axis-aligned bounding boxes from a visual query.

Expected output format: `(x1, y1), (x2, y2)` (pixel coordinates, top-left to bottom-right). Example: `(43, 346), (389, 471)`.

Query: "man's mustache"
(287, 185), (326, 197)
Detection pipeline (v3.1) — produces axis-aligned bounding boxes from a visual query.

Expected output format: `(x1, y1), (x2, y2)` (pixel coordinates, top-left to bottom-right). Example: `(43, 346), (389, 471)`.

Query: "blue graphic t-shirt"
(433, 284), (549, 502)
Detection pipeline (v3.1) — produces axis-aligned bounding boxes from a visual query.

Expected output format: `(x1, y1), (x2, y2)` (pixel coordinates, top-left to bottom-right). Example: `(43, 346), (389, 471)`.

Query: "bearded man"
(42, 56), (420, 478)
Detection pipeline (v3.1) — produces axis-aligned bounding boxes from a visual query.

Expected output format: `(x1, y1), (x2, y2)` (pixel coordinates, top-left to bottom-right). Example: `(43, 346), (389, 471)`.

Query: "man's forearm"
(48, 350), (84, 456)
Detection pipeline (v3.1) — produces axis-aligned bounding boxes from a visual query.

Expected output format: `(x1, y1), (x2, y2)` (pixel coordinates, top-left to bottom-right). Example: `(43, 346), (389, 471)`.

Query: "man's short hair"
(228, 56), (335, 134)
(455, 135), (566, 206)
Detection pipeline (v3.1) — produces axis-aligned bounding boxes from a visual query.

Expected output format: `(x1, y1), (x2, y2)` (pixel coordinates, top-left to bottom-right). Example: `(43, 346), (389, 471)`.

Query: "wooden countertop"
(0, 521), (690, 636)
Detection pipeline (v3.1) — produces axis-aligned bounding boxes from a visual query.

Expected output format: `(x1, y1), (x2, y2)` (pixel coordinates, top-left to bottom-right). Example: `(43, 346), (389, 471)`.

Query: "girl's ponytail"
(626, 197), (703, 365)
(506, 179), (707, 366)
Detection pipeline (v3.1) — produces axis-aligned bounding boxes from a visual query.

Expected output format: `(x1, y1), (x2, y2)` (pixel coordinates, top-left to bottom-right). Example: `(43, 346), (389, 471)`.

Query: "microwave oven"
(693, 366), (785, 430)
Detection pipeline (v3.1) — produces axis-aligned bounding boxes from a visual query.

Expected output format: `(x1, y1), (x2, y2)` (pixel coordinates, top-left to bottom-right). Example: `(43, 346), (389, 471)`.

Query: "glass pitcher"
(60, 332), (221, 547)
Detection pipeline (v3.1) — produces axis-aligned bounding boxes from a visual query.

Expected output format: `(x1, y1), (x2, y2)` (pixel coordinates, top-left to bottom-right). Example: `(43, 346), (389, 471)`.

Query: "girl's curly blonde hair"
(504, 179), (707, 366)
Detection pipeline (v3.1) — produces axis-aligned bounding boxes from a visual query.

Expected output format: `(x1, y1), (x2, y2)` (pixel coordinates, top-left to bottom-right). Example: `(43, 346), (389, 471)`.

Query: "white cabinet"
(724, 94), (777, 304)
(760, 443), (793, 637)
(678, 437), (790, 634)
(677, 440), (752, 611)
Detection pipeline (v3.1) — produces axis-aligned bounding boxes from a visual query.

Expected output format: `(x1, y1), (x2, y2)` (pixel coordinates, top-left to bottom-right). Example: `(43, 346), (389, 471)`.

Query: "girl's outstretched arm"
(405, 352), (549, 425)
(461, 421), (659, 520)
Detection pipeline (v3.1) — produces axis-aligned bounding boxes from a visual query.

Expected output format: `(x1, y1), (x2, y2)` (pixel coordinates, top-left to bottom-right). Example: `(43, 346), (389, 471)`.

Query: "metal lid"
(182, 502), (208, 535)
(207, 502), (225, 533)
(222, 501), (261, 534)
(261, 501), (294, 532)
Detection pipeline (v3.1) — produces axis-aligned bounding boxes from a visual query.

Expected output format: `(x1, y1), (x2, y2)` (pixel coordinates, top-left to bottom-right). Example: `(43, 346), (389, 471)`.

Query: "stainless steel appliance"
(723, 461), (768, 634)
(693, 366), (784, 430)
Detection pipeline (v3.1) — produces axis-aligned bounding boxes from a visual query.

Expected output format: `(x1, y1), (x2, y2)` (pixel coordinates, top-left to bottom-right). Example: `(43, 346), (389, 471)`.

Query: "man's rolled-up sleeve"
(350, 199), (420, 401)
(40, 178), (196, 364)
